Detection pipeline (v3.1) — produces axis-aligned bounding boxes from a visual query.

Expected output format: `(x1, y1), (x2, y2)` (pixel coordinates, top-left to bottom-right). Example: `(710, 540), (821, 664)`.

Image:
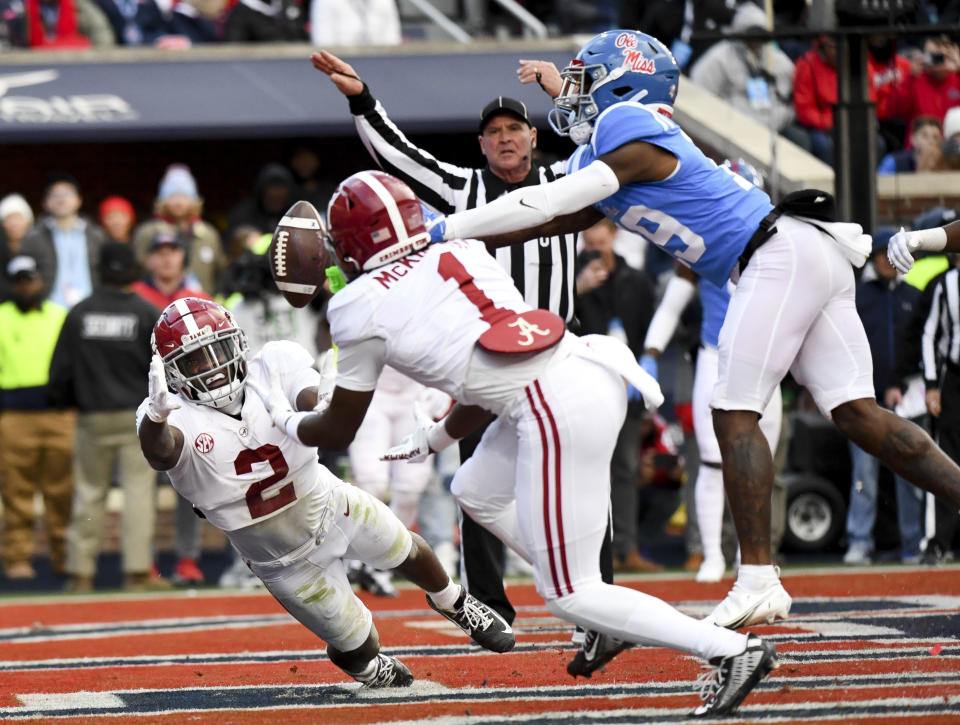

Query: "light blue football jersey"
(698, 278), (731, 348)
(568, 102), (773, 287)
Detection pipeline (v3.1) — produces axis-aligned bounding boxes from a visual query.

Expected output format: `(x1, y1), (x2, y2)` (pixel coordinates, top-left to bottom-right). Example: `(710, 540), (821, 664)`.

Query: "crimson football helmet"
(151, 297), (249, 410)
(326, 170), (430, 278)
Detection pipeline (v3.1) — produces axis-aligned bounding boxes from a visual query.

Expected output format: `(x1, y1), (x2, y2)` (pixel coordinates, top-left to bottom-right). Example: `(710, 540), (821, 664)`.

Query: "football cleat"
(695, 557), (726, 583)
(428, 587), (516, 653)
(358, 565), (398, 598)
(354, 654), (414, 689)
(567, 630), (632, 678)
(692, 633), (777, 716)
(704, 578), (792, 630)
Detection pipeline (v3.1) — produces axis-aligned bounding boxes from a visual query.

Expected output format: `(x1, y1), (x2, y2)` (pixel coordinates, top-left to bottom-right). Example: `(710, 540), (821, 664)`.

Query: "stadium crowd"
(1, 1), (960, 594)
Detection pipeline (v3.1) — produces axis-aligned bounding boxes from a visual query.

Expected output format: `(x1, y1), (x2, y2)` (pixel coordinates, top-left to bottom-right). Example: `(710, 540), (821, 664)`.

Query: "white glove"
(144, 355), (181, 423)
(247, 369), (308, 440)
(887, 227), (920, 274)
(381, 404), (438, 463)
(888, 225), (948, 274)
(314, 349), (337, 415)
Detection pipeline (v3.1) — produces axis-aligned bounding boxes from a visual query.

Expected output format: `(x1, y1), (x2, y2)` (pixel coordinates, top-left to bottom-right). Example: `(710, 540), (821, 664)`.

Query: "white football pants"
(452, 352), (747, 660)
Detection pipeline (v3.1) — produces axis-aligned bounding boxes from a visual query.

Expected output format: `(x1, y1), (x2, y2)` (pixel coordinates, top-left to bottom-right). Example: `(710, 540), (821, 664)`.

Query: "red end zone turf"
(1, 566), (958, 723)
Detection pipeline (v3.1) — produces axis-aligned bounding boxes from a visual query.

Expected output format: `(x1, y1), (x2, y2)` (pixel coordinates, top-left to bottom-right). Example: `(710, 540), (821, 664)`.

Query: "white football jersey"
(328, 239), (557, 413)
(164, 341), (329, 533)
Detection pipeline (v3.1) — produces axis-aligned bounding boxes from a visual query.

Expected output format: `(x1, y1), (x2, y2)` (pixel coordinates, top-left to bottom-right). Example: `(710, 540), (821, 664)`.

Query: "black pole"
(833, 31), (878, 230)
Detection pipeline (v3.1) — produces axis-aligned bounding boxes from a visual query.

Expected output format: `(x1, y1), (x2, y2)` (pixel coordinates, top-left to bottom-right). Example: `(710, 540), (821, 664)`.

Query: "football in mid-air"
(268, 200), (329, 308)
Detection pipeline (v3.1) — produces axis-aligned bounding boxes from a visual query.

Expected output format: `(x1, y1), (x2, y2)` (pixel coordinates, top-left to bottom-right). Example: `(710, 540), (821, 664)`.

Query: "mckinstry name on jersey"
(568, 102), (773, 288)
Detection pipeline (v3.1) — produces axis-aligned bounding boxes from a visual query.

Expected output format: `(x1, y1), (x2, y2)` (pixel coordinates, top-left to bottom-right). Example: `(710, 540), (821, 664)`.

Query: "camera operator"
(890, 34), (960, 142)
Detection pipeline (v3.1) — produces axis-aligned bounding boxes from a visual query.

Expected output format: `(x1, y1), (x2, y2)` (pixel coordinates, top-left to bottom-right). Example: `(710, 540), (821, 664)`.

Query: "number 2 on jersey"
(236, 444), (295, 519)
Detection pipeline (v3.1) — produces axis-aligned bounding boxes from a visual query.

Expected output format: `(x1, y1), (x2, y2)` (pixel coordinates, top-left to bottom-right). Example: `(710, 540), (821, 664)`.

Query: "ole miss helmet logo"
(616, 32), (656, 74)
(194, 433), (214, 454)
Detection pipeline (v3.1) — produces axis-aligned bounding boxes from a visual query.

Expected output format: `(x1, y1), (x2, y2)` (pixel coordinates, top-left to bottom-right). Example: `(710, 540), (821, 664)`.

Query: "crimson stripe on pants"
(534, 379), (573, 596)
(525, 384), (563, 597)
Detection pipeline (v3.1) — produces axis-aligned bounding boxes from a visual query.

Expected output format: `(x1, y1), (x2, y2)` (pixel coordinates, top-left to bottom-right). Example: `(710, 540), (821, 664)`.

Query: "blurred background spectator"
(133, 164), (225, 297)
(0, 256), (73, 581)
(224, 0), (307, 42)
(889, 34), (960, 143)
(690, 2), (808, 150)
(918, 252), (960, 564)
(0, 194), (35, 303)
(48, 242), (170, 591)
(310, 0), (400, 46)
(20, 0), (116, 48)
(21, 173), (108, 310)
(98, 195), (136, 244)
(877, 115), (943, 173)
(132, 224), (210, 309)
(843, 228), (925, 566)
(225, 162), (298, 240)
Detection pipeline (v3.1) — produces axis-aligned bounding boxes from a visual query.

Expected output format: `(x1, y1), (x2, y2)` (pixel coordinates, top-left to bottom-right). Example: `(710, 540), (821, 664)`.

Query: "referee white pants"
(452, 351), (747, 660)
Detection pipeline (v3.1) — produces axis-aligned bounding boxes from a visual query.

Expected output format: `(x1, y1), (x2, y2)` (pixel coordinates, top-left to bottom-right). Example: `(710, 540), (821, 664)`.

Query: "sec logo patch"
(194, 433), (214, 454)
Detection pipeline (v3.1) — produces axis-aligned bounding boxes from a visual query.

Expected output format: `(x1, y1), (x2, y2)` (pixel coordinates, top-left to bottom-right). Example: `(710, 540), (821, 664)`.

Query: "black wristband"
(347, 84), (377, 115)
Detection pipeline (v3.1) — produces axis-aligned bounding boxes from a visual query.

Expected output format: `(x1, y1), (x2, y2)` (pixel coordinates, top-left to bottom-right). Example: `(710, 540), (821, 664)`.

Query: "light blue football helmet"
(548, 29), (680, 144)
(722, 157), (765, 190)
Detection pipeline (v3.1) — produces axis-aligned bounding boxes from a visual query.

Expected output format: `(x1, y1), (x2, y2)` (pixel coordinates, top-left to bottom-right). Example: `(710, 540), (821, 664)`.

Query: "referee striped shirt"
(922, 265), (960, 386)
(347, 86), (577, 323)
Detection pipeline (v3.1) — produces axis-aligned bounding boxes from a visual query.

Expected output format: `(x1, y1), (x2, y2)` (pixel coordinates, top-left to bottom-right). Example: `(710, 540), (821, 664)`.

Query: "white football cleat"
(695, 557), (726, 583)
(704, 579), (792, 630)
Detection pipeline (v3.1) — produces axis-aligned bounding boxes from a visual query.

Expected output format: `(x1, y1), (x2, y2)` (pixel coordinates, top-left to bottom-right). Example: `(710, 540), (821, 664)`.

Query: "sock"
(345, 655), (378, 680)
(695, 465), (725, 564)
(737, 564), (779, 588)
(428, 581), (461, 610)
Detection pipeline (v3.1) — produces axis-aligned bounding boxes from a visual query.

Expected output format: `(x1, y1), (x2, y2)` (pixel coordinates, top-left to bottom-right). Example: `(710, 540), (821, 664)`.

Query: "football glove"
(247, 369), (308, 440)
(887, 227), (920, 274)
(314, 349), (337, 415)
(143, 354), (181, 423)
(427, 217), (448, 243)
(381, 404), (437, 463)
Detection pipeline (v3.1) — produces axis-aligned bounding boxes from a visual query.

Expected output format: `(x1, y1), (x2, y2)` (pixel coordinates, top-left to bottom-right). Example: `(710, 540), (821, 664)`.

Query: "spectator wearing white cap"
(0, 193), (35, 304)
(132, 163), (225, 296)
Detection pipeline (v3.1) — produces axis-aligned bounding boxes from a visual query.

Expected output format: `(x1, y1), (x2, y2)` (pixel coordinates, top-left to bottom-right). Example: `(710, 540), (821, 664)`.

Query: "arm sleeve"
(643, 274), (697, 353)
(335, 336), (388, 392)
(444, 160), (620, 241)
(348, 86), (476, 215)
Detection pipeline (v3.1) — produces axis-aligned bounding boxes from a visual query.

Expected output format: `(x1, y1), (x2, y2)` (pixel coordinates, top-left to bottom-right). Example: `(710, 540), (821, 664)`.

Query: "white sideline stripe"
(16, 692), (123, 710)
(3, 691), (959, 720)
(278, 215), (320, 230)
(275, 281), (317, 295)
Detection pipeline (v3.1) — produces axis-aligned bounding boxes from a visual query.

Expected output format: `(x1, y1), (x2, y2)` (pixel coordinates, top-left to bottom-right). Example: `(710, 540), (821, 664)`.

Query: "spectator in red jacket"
(889, 34), (960, 146)
(793, 34), (912, 164)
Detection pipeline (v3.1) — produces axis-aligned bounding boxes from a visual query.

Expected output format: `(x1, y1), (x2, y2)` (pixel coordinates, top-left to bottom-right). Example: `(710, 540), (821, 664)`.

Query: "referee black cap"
(479, 97), (531, 133)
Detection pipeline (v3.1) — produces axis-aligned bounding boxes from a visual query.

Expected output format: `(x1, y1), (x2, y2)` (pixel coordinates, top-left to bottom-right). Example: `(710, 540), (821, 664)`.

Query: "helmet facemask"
(549, 60), (601, 144)
(162, 327), (249, 411)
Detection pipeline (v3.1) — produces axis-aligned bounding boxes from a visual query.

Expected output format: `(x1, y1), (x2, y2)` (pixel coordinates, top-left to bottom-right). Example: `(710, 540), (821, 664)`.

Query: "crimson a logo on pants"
(194, 433), (214, 454)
